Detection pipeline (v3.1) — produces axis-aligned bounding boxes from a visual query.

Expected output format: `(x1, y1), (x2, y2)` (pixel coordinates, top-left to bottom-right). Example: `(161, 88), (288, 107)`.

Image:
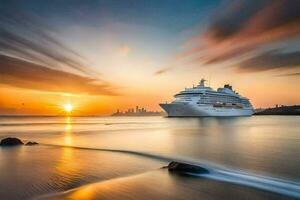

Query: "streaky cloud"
(158, 0), (300, 74)
(207, 0), (268, 41)
(154, 67), (172, 75)
(236, 50), (300, 73)
(276, 73), (300, 77)
(0, 4), (117, 95)
(0, 55), (118, 96)
(0, 10), (91, 75)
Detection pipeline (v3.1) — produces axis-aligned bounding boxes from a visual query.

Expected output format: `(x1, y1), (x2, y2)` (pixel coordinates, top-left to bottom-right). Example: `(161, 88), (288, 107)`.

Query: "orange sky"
(1, 67), (299, 115)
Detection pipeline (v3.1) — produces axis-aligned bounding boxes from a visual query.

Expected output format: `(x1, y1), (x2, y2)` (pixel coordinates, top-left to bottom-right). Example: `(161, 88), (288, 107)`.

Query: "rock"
(0, 137), (24, 146)
(25, 141), (39, 146)
(167, 161), (209, 174)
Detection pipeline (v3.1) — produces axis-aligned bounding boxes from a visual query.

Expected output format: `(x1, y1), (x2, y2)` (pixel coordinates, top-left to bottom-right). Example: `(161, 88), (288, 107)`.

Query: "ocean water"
(0, 116), (299, 199)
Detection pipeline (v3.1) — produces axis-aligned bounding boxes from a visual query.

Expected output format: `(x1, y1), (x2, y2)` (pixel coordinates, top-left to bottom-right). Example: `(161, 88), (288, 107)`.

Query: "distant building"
(112, 106), (165, 116)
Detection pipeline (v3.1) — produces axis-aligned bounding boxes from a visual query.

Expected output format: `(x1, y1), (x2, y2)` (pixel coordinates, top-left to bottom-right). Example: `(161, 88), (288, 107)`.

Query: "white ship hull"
(160, 103), (254, 117)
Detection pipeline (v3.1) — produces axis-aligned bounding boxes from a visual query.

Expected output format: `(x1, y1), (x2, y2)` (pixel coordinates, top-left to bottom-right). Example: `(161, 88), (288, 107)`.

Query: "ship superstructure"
(160, 79), (254, 117)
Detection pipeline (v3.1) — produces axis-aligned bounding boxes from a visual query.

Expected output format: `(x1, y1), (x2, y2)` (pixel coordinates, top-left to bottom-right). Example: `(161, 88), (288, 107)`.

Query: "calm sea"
(0, 116), (299, 199)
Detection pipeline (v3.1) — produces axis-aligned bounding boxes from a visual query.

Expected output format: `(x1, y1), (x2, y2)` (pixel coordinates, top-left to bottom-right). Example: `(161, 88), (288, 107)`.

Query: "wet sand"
(38, 169), (295, 200)
(0, 145), (298, 200)
(0, 145), (165, 200)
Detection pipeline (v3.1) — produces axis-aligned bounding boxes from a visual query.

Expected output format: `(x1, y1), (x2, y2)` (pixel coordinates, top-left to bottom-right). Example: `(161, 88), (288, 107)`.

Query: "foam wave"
(44, 144), (174, 162)
(44, 144), (300, 198)
(194, 170), (300, 198)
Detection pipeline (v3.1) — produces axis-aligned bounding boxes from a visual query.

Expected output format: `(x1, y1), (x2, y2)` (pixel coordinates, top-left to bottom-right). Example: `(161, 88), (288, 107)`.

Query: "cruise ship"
(160, 79), (254, 117)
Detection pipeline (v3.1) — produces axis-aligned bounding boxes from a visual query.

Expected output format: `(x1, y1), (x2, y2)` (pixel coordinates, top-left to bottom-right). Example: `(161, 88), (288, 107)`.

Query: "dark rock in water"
(0, 137), (24, 146)
(167, 161), (209, 174)
(25, 141), (39, 146)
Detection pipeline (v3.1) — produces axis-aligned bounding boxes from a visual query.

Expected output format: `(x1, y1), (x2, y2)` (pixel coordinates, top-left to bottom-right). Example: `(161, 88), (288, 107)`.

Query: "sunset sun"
(63, 104), (73, 113)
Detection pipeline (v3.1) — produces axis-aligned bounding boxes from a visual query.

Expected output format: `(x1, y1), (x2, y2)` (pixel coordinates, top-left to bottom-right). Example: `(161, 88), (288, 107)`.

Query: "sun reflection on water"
(55, 147), (82, 180)
(70, 186), (95, 200)
(55, 117), (80, 177)
(64, 117), (73, 146)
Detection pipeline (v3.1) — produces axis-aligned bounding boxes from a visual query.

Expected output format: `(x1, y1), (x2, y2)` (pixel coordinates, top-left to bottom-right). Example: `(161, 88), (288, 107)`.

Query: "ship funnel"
(224, 84), (232, 90)
(199, 79), (207, 87)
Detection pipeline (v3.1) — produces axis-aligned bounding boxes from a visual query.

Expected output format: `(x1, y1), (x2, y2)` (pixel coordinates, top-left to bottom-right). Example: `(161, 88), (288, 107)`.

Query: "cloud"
(158, 0), (300, 74)
(277, 72), (300, 77)
(0, 10), (92, 75)
(154, 67), (172, 75)
(0, 4), (117, 95)
(202, 0), (300, 60)
(205, 0), (300, 42)
(236, 50), (300, 72)
(0, 55), (118, 95)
